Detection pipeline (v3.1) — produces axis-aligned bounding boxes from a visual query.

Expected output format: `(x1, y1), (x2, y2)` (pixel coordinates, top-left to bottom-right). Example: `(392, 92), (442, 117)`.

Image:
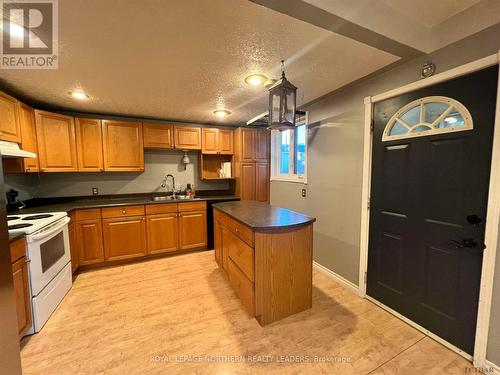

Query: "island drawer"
(227, 258), (254, 316)
(146, 203), (178, 215)
(226, 217), (254, 247)
(101, 205), (145, 218)
(227, 230), (254, 281)
(178, 201), (207, 212)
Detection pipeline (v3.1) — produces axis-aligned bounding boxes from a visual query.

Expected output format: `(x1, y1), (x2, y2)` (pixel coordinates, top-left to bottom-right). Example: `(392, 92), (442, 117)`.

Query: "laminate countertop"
(212, 201), (315, 231)
(8, 195), (239, 215)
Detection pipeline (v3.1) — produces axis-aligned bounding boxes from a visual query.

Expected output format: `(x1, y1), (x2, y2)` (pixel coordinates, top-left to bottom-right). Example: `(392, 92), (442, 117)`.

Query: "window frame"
(271, 112), (308, 183)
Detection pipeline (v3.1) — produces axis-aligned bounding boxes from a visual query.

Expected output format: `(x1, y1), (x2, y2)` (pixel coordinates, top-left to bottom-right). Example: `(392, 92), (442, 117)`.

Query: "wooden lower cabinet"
(12, 257), (32, 338)
(214, 219), (222, 266)
(103, 216), (147, 261)
(68, 222), (79, 273)
(10, 238), (32, 338)
(178, 210), (207, 250)
(146, 213), (179, 254)
(76, 219), (105, 266)
(240, 163), (256, 200)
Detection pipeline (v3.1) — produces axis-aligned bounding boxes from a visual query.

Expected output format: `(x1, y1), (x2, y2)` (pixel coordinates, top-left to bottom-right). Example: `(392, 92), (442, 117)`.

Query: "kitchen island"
(213, 201), (315, 325)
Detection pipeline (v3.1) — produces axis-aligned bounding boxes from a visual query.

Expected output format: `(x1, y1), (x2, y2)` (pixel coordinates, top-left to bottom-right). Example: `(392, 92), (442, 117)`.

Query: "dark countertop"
(9, 233), (25, 242)
(8, 195), (240, 214)
(212, 201), (315, 231)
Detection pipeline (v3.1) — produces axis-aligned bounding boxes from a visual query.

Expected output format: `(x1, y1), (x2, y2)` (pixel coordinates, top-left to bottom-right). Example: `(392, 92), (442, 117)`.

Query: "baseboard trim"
(485, 360), (500, 374)
(365, 295), (473, 361)
(313, 261), (358, 293)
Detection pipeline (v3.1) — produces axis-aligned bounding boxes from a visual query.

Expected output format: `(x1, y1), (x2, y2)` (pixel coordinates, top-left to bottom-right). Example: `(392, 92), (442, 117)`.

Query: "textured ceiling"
(0, 0), (398, 125)
(382, 0), (480, 27)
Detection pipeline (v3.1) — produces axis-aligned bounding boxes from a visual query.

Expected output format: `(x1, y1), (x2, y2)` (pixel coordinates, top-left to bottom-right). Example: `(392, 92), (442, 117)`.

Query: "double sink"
(151, 195), (201, 202)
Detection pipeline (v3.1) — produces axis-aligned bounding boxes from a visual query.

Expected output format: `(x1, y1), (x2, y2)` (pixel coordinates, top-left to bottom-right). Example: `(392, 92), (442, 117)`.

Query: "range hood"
(0, 141), (36, 158)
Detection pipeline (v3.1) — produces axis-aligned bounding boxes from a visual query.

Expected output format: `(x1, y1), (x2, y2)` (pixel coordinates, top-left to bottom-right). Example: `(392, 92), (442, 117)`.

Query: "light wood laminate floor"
(21, 251), (475, 374)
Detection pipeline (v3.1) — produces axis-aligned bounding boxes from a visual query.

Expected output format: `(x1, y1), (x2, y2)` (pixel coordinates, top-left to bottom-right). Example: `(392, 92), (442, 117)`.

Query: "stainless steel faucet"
(161, 174), (176, 197)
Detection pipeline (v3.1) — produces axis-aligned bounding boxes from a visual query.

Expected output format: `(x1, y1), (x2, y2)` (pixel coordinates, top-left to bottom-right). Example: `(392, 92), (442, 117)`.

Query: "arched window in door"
(382, 96), (473, 141)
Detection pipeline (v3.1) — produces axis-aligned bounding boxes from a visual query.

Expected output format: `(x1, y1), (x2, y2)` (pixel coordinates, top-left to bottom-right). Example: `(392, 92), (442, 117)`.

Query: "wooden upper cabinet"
(102, 121), (144, 172)
(254, 129), (270, 162)
(202, 128), (233, 154)
(202, 128), (218, 154)
(218, 129), (233, 154)
(0, 91), (21, 143)
(76, 118), (103, 172)
(35, 110), (78, 172)
(255, 162), (270, 202)
(240, 162), (256, 200)
(174, 126), (201, 150)
(143, 123), (173, 149)
(18, 103), (39, 172)
(240, 128), (255, 161)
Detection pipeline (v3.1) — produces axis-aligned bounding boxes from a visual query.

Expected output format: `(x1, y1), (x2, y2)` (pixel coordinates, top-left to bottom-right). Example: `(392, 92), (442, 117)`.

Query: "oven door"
(27, 217), (71, 296)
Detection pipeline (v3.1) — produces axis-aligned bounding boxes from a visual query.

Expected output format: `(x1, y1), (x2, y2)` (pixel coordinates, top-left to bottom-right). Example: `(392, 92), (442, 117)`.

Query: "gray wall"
(5, 149), (228, 199)
(269, 23), (500, 363)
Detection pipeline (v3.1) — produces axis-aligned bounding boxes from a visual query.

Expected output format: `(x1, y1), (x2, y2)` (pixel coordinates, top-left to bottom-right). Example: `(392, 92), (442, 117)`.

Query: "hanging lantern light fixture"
(268, 60), (297, 131)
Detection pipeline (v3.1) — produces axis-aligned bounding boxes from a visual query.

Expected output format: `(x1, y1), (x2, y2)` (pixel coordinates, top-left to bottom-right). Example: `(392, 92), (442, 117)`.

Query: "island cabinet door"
(103, 216), (147, 261)
(214, 219), (222, 266)
(146, 213), (179, 255)
(178, 211), (207, 250)
(77, 219), (105, 266)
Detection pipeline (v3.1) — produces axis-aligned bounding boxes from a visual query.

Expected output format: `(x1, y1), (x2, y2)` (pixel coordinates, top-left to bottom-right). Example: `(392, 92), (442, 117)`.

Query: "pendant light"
(268, 60), (297, 130)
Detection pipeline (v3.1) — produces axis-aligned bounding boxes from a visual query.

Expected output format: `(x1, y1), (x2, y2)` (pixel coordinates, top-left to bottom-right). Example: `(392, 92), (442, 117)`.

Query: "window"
(383, 96), (473, 141)
(271, 113), (307, 182)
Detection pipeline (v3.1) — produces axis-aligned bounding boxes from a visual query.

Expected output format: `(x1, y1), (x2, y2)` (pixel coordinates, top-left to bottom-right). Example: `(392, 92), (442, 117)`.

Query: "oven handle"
(27, 217), (71, 242)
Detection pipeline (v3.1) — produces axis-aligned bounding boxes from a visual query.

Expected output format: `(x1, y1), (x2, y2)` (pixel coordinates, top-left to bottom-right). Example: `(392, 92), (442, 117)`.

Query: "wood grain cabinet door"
(35, 110), (78, 172)
(178, 211), (207, 250)
(174, 126), (201, 150)
(76, 118), (103, 172)
(77, 219), (105, 266)
(18, 103), (39, 172)
(214, 219), (222, 266)
(218, 129), (233, 154)
(68, 223), (79, 273)
(102, 121), (144, 172)
(240, 128), (255, 161)
(202, 128), (218, 154)
(103, 216), (147, 261)
(146, 213), (179, 255)
(240, 163), (256, 200)
(143, 123), (173, 149)
(11, 257), (32, 338)
(0, 91), (21, 142)
(254, 129), (270, 162)
(255, 163), (270, 202)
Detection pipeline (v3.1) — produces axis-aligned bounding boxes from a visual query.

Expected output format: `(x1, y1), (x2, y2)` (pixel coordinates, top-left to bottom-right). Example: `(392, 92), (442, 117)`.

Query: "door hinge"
(370, 120), (374, 132)
(364, 271), (368, 284)
(367, 198), (371, 210)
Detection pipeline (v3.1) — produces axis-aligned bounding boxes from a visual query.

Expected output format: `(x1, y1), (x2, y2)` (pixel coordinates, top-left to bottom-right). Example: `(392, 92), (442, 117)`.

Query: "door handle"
(450, 238), (482, 249)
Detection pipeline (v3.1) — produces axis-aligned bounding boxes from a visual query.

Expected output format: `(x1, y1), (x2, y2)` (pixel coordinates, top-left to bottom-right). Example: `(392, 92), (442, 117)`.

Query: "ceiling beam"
(250, 0), (423, 60)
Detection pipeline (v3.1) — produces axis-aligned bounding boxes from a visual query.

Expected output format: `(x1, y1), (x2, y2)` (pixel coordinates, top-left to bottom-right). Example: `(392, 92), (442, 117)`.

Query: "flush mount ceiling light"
(264, 78), (277, 88)
(213, 109), (231, 118)
(244, 74), (268, 87)
(68, 87), (89, 101)
(268, 60), (297, 131)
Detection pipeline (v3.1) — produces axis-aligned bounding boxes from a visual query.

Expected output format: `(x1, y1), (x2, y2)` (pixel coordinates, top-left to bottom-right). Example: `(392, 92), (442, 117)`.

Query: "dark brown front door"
(367, 66), (498, 354)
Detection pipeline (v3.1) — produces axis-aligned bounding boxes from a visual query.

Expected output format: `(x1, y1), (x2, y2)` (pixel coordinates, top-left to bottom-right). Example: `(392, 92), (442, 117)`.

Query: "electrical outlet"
(301, 188), (306, 198)
(92, 187), (99, 196)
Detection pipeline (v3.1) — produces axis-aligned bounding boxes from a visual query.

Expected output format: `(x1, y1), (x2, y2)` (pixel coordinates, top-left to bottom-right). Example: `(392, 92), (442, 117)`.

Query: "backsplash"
(4, 149), (229, 200)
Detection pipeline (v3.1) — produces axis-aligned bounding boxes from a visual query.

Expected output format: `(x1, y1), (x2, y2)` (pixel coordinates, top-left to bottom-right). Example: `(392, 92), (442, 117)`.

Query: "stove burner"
(22, 214), (54, 221)
(7, 216), (20, 221)
(8, 223), (33, 230)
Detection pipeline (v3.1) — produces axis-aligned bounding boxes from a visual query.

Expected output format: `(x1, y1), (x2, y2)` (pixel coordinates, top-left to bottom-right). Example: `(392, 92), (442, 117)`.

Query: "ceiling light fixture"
(213, 109), (231, 118)
(244, 74), (268, 86)
(268, 59), (297, 131)
(68, 87), (89, 101)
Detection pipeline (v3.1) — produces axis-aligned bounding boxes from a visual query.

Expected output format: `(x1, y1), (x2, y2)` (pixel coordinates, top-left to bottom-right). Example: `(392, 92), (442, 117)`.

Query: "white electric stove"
(7, 211), (72, 334)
